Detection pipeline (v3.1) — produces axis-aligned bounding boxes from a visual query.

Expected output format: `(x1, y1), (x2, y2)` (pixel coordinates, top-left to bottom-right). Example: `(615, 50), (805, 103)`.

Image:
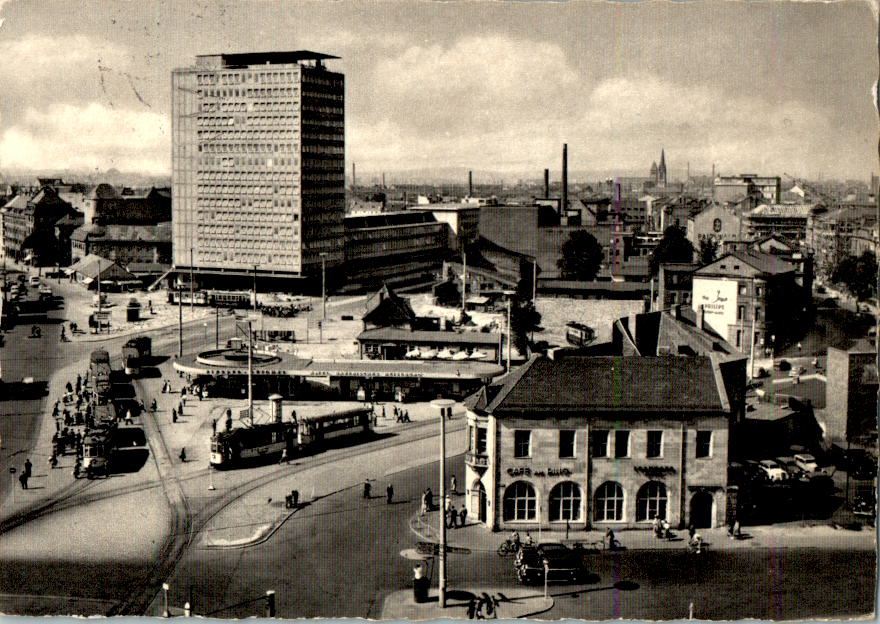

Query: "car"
(794, 453), (820, 474)
(28, 276), (40, 287)
(515, 542), (587, 585)
(758, 459), (789, 481)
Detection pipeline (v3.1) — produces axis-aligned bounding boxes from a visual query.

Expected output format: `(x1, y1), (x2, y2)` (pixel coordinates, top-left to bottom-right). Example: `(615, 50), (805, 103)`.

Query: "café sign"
(507, 467), (572, 478)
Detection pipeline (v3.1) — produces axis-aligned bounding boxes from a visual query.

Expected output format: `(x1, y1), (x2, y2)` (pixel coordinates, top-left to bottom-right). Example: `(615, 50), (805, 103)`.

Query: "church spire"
(658, 149), (667, 187)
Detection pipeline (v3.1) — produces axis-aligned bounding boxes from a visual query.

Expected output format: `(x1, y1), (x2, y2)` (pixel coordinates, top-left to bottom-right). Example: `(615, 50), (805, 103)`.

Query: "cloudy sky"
(0, 0), (875, 181)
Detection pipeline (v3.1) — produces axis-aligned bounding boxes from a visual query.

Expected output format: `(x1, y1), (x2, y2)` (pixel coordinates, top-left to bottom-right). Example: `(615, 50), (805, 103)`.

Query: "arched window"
(594, 481), (625, 522)
(636, 481), (668, 522)
(549, 481), (582, 521)
(503, 481), (536, 521)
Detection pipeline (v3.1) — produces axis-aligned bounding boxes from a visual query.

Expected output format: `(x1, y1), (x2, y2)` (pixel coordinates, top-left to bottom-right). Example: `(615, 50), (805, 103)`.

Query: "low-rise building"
(691, 250), (808, 356)
(825, 338), (878, 450)
(70, 222), (172, 265)
(357, 326), (503, 362)
(747, 203), (825, 248)
(714, 175), (782, 204)
(408, 203), (479, 252)
(2, 186), (75, 264)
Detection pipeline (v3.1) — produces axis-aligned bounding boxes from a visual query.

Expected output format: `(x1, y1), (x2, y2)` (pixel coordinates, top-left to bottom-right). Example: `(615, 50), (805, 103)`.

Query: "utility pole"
(215, 304), (219, 349)
(461, 251), (467, 314)
(247, 320), (254, 426)
(189, 248), (195, 319)
(430, 399), (455, 609)
(506, 292), (513, 371)
(252, 265), (258, 312)
(177, 282), (183, 357)
(97, 268), (102, 334)
(321, 253), (327, 323)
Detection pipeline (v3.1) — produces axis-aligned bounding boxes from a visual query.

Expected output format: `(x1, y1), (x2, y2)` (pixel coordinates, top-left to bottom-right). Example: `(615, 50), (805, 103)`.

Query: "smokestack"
(544, 169), (550, 199)
(468, 171), (473, 197)
(561, 144), (568, 214)
(352, 162), (356, 190)
(382, 172), (386, 188)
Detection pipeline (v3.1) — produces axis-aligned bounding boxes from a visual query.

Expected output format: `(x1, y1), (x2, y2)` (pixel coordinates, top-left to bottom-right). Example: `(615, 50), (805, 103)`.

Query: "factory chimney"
(561, 144), (568, 214)
(352, 162), (356, 191)
(468, 171), (473, 197)
(544, 169), (550, 199)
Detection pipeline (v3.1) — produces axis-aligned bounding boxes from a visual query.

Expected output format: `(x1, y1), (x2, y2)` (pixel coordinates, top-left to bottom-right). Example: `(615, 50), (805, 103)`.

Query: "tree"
(698, 237), (719, 265)
(557, 230), (603, 281)
(831, 251), (877, 302)
(649, 225), (694, 275)
(510, 300), (542, 354)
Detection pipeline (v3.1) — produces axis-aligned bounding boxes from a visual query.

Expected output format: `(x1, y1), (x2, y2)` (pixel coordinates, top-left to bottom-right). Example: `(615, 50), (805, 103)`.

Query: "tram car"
(93, 402), (117, 426)
(565, 322), (596, 347)
(210, 421), (295, 468)
(89, 348), (112, 398)
(210, 407), (373, 469)
(81, 428), (115, 477)
(122, 336), (152, 376)
(168, 289), (252, 309)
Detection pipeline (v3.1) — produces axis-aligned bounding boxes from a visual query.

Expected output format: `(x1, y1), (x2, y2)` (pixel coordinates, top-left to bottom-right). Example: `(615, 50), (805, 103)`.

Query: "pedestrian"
(151, 398), (158, 412)
(66, 381), (73, 394)
(179, 448), (187, 462)
(604, 528), (614, 550)
(292, 489), (299, 507)
(382, 406), (386, 419)
(178, 402), (183, 416)
(688, 524), (696, 540)
(55, 419), (61, 432)
(363, 479), (371, 499)
(211, 419), (217, 434)
(425, 487), (433, 510)
(124, 410), (133, 425)
(172, 408), (178, 423)
(19, 472), (28, 489)
(467, 598), (477, 620)
(386, 483), (394, 504)
(653, 515), (662, 538)
(448, 504), (457, 528)
(526, 531), (534, 546)
(279, 447), (289, 464)
(459, 507), (467, 528)
(23, 458), (32, 479)
(797, 341), (802, 352)
(733, 520), (741, 539)
(450, 475), (457, 493)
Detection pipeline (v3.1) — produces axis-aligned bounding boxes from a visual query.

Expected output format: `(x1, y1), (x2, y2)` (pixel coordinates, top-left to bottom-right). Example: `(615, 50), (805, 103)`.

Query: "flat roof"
(358, 327), (502, 345)
(198, 51), (340, 66)
(173, 352), (504, 381)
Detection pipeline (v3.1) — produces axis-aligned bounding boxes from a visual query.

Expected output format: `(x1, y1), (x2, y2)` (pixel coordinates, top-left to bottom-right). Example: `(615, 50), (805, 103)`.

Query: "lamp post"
(430, 398), (455, 608)
(161, 582), (170, 617)
(202, 322), (208, 349)
(320, 252), (327, 323)
(503, 290), (515, 371)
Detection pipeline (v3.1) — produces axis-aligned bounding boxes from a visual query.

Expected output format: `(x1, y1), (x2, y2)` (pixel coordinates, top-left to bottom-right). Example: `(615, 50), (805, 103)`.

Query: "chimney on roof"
(544, 169), (550, 199)
(468, 171), (473, 197)
(561, 144), (568, 214)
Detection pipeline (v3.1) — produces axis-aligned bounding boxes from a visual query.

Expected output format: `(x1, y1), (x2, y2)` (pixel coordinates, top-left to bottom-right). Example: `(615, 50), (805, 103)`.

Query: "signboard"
(692, 278), (738, 336)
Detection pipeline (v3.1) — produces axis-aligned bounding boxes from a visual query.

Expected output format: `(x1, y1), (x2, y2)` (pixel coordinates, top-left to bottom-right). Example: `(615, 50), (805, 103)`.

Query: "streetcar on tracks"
(89, 348), (112, 398)
(80, 427), (115, 477)
(209, 407), (373, 469)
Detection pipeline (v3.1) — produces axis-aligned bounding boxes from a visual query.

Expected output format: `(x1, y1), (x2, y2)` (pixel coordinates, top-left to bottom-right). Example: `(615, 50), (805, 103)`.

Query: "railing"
(466, 452), (489, 468)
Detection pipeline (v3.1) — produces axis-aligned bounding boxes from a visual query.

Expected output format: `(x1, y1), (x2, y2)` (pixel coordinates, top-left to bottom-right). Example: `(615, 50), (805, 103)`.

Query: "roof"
(362, 284), (416, 326)
(358, 327), (502, 346)
(125, 262), (170, 275)
(71, 223), (171, 243)
(749, 203), (822, 218)
(482, 355), (727, 414)
(69, 254), (135, 281)
(695, 250), (795, 276)
(410, 203), (481, 212)
(208, 51), (340, 66)
(3, 195), (26, 210)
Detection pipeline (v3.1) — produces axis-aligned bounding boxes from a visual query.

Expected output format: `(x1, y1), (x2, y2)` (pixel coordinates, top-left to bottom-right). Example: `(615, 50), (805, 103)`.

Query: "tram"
(81, 428), (114, 477)
(90, 348), (112, 398)
(209, 407), (373, 469)
(565, 322), (596, 347)
(168, 289), (252, 308)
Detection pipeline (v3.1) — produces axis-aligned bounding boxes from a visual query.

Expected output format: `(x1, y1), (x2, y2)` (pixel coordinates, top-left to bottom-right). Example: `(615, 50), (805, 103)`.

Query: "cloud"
(0, 34), (130, 84)
(0, 102), (169, 174)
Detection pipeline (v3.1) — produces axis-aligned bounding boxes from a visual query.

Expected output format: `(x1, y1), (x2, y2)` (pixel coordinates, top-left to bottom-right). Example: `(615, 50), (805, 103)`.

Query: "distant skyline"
(0, 0), (875, 182)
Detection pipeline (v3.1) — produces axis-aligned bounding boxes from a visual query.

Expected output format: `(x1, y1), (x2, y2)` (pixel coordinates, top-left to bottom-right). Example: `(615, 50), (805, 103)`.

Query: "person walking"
(450, 475), (457, 493)
(448, 504), (458, 529)
(279, 447), (289, 465)
(459, 507), (467, 528)
(386, 483), (394, 504)
(179, 448), (187, 462)
(171, 408), (178, 423)
(19, 472), (28, 489)
(363, 479), (371, 499)
(23, 458), (32, 479)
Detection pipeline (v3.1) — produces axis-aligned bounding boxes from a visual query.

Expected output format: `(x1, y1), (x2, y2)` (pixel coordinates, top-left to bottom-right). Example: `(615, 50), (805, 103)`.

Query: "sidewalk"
(408, 494), (877, 556)
(381, 586), (553, 620)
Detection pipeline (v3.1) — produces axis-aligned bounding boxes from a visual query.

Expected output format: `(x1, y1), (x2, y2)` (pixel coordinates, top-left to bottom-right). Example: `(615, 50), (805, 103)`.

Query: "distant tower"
(658, 149), (667, 187)
(650, 161), (658, 183)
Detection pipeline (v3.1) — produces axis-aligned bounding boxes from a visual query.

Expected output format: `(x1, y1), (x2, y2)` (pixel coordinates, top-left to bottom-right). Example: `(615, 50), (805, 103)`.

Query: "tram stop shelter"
(173, 347), (505, 402)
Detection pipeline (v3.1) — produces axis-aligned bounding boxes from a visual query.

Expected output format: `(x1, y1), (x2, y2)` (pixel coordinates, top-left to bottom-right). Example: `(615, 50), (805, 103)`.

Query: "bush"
(778, 359), (791, 372)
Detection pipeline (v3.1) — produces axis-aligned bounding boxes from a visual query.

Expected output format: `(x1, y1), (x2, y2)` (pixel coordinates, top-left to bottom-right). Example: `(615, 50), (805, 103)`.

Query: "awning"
(466, 296), (490, 305)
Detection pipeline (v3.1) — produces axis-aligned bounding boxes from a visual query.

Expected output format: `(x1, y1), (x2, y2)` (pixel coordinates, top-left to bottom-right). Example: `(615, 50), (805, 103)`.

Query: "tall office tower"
(172, 51), (345, 287)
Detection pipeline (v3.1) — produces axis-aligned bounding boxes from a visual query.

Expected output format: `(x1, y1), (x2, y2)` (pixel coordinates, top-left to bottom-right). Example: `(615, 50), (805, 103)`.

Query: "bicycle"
(497, 538), (521, 557)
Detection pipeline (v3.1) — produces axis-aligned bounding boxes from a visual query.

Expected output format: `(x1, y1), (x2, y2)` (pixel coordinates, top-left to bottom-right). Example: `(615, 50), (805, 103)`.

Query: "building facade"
(172, 51), (345, 286)
(746, 203), (824, 248)
(71, 223), (172, 265)
(714, 175), (782, 204)
(464, 354), (736, 531)
(2, 186), (74, 264)
(825, 338), (878, 449)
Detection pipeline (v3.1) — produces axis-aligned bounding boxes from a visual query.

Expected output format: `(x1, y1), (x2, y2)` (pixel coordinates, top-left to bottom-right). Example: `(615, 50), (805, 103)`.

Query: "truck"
(121, 337), (152, 377)
(90, 348), (112, 398)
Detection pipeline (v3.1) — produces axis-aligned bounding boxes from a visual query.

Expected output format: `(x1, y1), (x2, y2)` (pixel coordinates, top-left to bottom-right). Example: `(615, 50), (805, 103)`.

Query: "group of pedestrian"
(285, 489), (300, 509)
(419, 488), (434, 515)
(466, 593), (499, 619)
(17, 458), (33, 489)
(393, 406), (411, 423)
(446, 504), (467, 529)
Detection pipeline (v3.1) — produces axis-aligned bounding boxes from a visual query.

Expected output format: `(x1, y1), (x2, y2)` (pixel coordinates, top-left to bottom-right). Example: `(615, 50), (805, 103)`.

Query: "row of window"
(198, 129), (298, 140)
(200, 143), (296, 154)
(196, 197), (298, 211)
(502, 480), (669, 523)
(511, 429), (714, 459)
(199, 170), (299, 183)
(196, 157), (296, 168)
(195, 184), (297, 196)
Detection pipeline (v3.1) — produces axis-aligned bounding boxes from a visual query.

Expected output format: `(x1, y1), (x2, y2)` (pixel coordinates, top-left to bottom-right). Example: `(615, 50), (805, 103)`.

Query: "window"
(591, 430), (609, 457)
(476, 427), (488, 454)
(559, 430), (576, 458)
(514, 430), (531, 458)
(755, 306), (761, 321)
(756, 286), (763, 297)
(549, 482), (582, 521)
(636, 482), (668, 522)
(614, 430), (630, 458)
(646, 431), (663, 458)
(503, 481), (537, 521)
(594, 481), (625, 522)
(736, 330), (742, 347)
(696, 431), (713, 458)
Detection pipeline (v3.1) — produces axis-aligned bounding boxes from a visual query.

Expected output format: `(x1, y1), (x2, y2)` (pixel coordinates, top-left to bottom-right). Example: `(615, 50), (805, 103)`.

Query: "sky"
(0, 0), (875, 182)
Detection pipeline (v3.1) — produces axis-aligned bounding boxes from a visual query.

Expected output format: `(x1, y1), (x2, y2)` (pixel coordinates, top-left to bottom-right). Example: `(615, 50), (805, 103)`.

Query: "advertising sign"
(692, 278), (738, 336)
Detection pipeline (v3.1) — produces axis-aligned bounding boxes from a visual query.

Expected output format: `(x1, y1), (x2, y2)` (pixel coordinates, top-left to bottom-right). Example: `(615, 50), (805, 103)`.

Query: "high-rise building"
(171, 51), (345, 287)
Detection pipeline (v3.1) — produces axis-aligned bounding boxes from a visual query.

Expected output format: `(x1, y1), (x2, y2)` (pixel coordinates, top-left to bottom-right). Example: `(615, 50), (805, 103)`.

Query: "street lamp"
(430, 398), (455, 608)
(202, 322), (208, 349)
(503, 290), (515, 371)
(320, 252), (327, 323)
(161, 582), (170, 617)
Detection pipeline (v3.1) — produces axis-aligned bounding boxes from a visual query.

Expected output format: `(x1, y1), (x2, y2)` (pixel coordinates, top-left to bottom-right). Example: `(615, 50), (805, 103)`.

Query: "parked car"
(28, 276), (40, 287)
(515, 542), (588, 585)
(758, 459), (789, 481)
(794, 453), (820, 474)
